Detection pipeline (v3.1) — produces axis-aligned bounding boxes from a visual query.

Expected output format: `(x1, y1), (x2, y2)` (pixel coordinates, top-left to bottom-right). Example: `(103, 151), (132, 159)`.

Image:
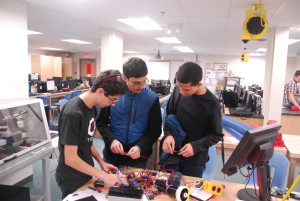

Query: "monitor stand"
(237, 143), (273, 201)
(237, 163), (271, 201)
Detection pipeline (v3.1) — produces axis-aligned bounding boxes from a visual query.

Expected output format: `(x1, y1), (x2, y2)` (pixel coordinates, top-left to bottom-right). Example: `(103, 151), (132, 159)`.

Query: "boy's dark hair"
(123, 57), (148, 78)
(176, 62), (203, 86)
(91, 69), (129, 96)
(294, 70), (300, 77)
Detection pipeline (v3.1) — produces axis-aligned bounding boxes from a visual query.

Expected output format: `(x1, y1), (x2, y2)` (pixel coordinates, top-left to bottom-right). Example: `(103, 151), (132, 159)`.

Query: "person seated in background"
(160, 62), (223, 177)
(283, 70), (300, 110)
(55, 69), (128, 199)
(97, 57), (162, 169)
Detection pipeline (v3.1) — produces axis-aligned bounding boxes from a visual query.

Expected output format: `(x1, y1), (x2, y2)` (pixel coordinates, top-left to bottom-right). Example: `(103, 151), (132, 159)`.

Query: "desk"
(32, 88), (89, 105)
(283, 134), (300, 188)
(75, 168), (297, 201)
(0, 144), (53, 201)
(281, 108), (300, 135)
(216, 130), (287, 156)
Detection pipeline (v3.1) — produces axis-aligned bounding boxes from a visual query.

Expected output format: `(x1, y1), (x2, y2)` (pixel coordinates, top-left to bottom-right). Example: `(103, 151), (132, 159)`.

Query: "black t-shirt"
(56, 96), (96, 189)
(164, 86), (223, 165)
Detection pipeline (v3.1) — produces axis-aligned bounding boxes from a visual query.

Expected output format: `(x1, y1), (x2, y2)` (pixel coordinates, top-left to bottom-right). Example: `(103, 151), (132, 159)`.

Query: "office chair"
(64, 93), (73, 100)
(58, 99), (68, 111)
(72, 90), (81, 97)
(245, 152), (290, 189)
(36, 96), (59, 120)
(202, 145), (217, 180)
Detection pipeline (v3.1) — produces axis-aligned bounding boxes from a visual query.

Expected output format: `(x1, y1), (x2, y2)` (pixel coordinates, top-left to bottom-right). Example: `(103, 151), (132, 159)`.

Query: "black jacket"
(163, 86), (223, 165)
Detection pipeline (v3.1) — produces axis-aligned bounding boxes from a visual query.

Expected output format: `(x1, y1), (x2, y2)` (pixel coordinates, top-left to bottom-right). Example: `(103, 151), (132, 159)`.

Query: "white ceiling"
(24, 0), (300, 57)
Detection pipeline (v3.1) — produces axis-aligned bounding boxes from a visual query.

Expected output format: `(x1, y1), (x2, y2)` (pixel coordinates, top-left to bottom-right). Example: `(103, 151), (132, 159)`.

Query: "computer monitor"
(245, 91), (254, 109)
(52, 77), (62, 90)
(66, 76), (72, 80)
(46, 80), (56, 91)
(29, 73), (39, 81)
(61, 80), (69, 88)
(37, 81), (47, 93)
(68, 79), (78, 90)
(222, 123), (281, 201)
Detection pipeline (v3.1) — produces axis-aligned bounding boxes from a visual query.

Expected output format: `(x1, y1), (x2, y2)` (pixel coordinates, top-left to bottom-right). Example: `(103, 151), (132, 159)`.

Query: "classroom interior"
(1, 0), (300, 201)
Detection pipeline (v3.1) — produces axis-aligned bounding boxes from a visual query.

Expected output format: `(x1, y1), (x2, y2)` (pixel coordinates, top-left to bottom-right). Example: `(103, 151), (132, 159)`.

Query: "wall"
(124, 53), (298, 91)
(72, 52), (101, 78)
(0, 0), (29, 100)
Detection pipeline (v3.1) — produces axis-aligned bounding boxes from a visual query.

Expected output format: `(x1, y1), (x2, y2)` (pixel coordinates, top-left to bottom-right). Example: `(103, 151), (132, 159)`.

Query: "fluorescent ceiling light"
(249, 53), (263, 56)
(123, 51), (139, 53)
(40, 47), (63, 51)
(173, 46), (194, 53)
(297, 28), (300, 31)
(256, 48), (267, 52)
(61, 39), (93, 44)
(156, 37), (181, 44)
(117, 17), (162, 30)
(288, 39), (300, 45)
(27, 30), (43, 35)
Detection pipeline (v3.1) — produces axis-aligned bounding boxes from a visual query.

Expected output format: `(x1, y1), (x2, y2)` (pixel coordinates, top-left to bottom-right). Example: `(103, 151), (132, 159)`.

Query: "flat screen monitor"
(29, 73), (39, 81)
(37, 81), (47, 93)
(68, 79), (78, 90)
(61, 80), (69, 88)
(66, 76), (72, 80)
(46, 80), (56, 91)
(221, 123), (281, 201)
(53, 77), (62, 89)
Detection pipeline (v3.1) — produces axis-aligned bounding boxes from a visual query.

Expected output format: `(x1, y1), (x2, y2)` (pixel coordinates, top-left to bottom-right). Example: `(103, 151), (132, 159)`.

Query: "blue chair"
(72, 90), (81, 97)
(245, 152), (289, 189)
(58, 99), (68, 111)
(202, 145), (216, 180)
(37, 96), (59, 119)
(64, 93), (73, 100)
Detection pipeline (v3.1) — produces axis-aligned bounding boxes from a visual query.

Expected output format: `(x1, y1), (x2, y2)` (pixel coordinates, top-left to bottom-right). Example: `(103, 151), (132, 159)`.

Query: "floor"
(19, 135), (300, 201)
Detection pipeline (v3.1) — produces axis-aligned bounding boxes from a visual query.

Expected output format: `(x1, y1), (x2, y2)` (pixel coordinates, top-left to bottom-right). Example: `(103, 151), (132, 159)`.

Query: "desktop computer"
(46, 80), (56, 92)
(37, 81), (47, 93)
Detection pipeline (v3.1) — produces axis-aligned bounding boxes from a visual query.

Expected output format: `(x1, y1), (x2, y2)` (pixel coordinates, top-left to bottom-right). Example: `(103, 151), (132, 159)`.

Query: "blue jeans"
(103, 156), (147, 169)
(287, 98), (300, 107)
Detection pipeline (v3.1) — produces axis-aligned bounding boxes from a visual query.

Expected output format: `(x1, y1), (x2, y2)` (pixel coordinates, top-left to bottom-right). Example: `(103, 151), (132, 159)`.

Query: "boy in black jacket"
(161, 62), (223, 177)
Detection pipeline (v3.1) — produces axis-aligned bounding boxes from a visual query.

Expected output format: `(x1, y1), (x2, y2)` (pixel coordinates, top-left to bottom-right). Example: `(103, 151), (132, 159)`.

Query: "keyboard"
(229, 107), (256, 116)
(49, 131), (58, 139)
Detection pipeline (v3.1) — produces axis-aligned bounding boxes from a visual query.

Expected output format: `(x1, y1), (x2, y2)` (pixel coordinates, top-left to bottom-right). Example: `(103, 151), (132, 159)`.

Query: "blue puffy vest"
(110, 87), (157, 144)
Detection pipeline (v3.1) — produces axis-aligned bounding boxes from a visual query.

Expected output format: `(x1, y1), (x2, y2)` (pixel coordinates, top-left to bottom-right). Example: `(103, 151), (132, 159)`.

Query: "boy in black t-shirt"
(56, 70), (129, 199)
(161, 62), (224, 177)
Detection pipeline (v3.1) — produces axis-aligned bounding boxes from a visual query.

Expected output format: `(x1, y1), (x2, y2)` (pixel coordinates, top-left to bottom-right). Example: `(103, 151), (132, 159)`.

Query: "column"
(100, 29), (123, 72)
(263, 27), (289, 124)
(0, 0), (29, 100)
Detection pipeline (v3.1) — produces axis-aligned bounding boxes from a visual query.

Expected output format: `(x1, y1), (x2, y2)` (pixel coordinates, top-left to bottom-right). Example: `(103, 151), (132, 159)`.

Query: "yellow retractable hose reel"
(242, 1), (269, 40)
(240, 1), (268, 62)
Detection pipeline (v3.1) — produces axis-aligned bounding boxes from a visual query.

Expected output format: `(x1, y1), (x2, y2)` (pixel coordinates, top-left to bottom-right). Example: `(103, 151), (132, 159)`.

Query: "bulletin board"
(204, 63), (227, 86)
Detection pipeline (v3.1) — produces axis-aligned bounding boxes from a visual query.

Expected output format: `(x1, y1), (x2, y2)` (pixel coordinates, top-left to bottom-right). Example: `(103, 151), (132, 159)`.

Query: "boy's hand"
(162, 136), (175, 154)
(126, 146), (141, 159)
(110, 140), (124, 154)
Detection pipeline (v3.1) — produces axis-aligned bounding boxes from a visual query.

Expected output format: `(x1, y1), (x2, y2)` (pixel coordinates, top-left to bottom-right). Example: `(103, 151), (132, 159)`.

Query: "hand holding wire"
(110, 140), (124, 154)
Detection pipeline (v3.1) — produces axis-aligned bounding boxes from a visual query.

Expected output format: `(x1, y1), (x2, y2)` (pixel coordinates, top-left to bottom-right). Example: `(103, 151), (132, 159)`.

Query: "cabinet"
(31, 55), (62, 81)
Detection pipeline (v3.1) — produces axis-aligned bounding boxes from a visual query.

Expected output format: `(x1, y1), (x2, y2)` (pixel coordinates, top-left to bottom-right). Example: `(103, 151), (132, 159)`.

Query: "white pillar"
(100, 29), (123, 72)
(0, 0), (28, 100)
(263, 27), (289, 124)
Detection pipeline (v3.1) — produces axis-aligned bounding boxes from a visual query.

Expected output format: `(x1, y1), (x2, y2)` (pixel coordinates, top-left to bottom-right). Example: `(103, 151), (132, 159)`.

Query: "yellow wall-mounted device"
(241, 51), (249, 62)
(242, 2), (268, 40)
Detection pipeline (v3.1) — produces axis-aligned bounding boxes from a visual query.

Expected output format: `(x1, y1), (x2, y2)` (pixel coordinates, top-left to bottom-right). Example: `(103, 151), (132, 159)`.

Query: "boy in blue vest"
(97, 57), (162, 168)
